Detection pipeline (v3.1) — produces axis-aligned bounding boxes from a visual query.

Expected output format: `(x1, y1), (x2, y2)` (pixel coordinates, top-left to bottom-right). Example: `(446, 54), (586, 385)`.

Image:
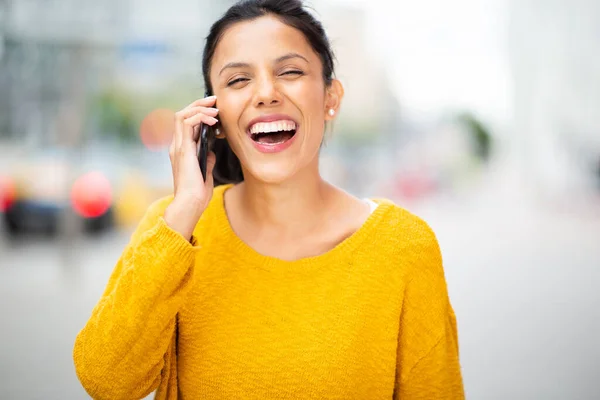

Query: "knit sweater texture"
(73, 184), (464, 399)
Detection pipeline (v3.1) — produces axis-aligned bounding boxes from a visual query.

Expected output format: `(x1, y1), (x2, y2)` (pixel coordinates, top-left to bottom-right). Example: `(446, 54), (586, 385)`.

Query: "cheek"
(216, 96), (245, 134)
(294, 78), (325, 110)
(289, 79), (326, 140)
(305, 93), (326, 143)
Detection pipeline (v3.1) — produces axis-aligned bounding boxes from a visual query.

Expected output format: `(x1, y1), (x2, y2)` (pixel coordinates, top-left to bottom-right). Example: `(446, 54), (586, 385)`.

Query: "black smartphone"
(197, 91), (216, 181)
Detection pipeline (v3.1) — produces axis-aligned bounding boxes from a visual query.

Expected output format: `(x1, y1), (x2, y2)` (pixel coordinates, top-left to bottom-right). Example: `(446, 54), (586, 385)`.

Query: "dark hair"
(202, 0), (336, 186)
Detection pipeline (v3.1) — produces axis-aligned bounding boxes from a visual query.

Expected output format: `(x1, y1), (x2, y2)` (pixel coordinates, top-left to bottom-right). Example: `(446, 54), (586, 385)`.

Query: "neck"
(234, 166), (334, 234)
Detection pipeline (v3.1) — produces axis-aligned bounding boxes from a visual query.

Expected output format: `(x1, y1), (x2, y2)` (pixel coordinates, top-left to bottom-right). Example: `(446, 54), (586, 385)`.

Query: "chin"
(231, 127), (321, 184)
(245, 159), (301, 184)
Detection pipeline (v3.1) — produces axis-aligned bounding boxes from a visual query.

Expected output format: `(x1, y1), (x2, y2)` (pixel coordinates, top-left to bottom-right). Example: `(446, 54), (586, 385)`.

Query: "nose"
(253, 75), (281, 107)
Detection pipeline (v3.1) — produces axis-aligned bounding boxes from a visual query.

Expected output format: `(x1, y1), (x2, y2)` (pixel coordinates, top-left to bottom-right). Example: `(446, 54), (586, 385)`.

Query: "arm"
(394, 224), (464, 399)
(73, 197), (199, 400)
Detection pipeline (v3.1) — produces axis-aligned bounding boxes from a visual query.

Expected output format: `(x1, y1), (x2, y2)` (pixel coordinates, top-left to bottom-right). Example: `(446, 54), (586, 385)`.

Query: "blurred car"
(0, 144), (175, 237)
(0, 147), (116, 236)
(111, 148), (174, 228)
(0, 143), (173, 235)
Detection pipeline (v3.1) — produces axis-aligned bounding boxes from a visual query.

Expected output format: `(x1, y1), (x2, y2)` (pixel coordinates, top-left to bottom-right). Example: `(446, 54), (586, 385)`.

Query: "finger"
(178, 106), (219, 119)
(184, 114), (218, 127)
(172, 167), (178, 195)
(182, 115), (218, 146)
(174, 103), (218, 148)
(174, 110), (186, 152)
(175, 107), (217, 126)
(186, 96), (217, 109)
(176, 115), (214, 153)
(169, 152), (178, 194)
(192, 124), (200, 142)
(168, 131), (177, 192)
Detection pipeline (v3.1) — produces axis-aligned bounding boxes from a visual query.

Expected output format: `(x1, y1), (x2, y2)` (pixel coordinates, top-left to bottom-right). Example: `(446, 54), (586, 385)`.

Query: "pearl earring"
(215, 128), (221, 136)
(328, 109), (335, 116)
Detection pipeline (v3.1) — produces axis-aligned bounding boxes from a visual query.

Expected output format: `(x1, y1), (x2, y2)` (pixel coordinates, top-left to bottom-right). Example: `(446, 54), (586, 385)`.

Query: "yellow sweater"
(74, 184), (464, 399)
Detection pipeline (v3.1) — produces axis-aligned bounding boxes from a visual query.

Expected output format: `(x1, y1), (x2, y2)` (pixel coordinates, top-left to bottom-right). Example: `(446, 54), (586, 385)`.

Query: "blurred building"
(0, 0), (128, 145)
(509, 0), (600, 197)
(319, 4), (401, 143)
(0, 0), (217, 145)
(317, 3), (403, 195)
(1, 0), (400, 143)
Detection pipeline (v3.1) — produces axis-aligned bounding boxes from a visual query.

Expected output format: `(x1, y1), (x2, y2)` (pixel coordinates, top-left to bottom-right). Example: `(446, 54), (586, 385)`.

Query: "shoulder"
(369, 201), (452, 322)
(369, 198), (444, 278)
(371, 198), (441, 254)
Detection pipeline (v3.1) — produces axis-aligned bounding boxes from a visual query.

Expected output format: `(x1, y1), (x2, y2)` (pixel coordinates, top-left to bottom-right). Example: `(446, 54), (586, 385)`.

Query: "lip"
(246, 113), (299, 133)
(250, 130), (298, 153)
(245, 113), (299, 154)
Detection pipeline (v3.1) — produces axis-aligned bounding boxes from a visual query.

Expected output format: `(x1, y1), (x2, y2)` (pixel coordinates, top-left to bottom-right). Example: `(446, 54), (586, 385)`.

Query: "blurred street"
(1, 162), (599, 399)
(0, 228), (130, 399)
(2, 0), (600, 398)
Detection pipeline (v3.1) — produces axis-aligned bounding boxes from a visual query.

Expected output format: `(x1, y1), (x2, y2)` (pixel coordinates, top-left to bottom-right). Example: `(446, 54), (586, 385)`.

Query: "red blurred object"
(70, 171), (113, 218)
(393, 172), (437, 200)
(140, 108), (175, 151)
(0, 175), (17, 212)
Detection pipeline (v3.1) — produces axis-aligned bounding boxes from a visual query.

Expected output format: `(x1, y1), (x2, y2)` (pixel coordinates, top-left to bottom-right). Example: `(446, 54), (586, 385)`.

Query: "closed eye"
(281, 70), (303, 76)
(227, 77), (249, 86)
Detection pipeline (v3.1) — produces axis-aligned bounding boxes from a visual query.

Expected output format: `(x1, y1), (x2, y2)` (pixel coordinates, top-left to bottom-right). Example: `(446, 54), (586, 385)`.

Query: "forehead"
(212, 15), (318, 69)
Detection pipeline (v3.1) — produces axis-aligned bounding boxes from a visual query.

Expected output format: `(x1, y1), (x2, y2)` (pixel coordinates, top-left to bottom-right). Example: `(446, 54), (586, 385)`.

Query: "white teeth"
(250, 120), (296, 134)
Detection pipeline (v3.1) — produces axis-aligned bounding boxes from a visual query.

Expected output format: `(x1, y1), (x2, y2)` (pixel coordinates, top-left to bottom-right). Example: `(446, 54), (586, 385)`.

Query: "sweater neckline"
(212, 184), (394, 269)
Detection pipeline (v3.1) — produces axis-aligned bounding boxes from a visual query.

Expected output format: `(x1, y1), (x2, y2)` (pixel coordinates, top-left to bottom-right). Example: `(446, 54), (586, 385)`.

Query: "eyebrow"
(218, 52), (309, 76)
(275, 52), (309, 64)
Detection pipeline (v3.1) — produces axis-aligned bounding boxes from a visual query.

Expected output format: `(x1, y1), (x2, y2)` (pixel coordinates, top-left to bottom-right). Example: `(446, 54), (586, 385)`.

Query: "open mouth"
(248, 120), (297, 145)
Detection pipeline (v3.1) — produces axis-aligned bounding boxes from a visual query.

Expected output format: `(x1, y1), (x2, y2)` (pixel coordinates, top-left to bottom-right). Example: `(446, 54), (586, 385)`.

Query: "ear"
(214, 122), (226, 139)
(324, 79), (344, 121)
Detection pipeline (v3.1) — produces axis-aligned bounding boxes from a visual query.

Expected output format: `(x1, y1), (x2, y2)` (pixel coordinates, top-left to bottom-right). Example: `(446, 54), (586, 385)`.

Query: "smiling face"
(209, 15), (342, 184)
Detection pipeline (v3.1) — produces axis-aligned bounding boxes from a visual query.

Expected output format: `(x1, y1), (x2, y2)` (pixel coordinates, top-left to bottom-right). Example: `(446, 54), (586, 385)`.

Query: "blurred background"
(1, 0), (599, 398)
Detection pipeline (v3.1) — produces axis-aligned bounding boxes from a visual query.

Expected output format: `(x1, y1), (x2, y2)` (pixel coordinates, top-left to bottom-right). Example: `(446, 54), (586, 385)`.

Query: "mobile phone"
(197, 91), (216, 181)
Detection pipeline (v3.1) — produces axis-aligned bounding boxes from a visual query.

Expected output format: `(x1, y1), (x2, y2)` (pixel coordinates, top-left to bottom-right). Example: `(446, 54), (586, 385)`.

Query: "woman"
(73, 0), (464, 398)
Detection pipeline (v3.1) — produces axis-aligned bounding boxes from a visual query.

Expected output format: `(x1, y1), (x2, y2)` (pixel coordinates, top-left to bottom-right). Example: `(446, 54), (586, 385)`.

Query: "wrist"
(163, 197), (204, 241)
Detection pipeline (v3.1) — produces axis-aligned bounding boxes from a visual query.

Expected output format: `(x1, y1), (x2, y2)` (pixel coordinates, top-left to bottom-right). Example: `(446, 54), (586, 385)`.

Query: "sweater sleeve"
(394, 223), (464, 400)
(73, 197), (199, 400)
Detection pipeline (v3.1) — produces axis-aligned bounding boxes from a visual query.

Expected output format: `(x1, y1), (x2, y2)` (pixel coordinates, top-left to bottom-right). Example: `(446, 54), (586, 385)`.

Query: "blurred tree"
(595, 156), (600, 190)
(331, 119), (382, 147)
(91, 89), (138, 143)
(456, 112), (493, 162)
